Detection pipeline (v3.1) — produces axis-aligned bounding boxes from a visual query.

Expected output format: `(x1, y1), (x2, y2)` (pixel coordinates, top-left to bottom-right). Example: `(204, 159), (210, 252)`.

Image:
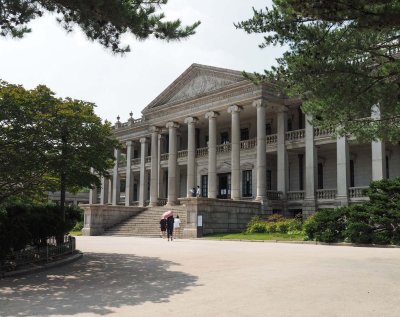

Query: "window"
(350, 160), (355, 187)
(120, 180), (126, 193)
(240, 128), (249, 141)
(318, 163), (323, 189)
(266, 123), (272, 135)
(287, 118), (293, 131)
(298, 107), (304, 129)
(242, 170), (252, 197)
(220, 131), (229, 144)
(267, 170), (272, 190)
(201, 175), (208, 197)
(195, 128), (200, 149)
(205, 135), (209, 147)
(298, 154), (304, 190)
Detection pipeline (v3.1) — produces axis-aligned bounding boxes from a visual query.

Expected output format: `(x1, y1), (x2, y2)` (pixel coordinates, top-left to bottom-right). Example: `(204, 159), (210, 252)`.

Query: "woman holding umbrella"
(162, 210), (174, 241)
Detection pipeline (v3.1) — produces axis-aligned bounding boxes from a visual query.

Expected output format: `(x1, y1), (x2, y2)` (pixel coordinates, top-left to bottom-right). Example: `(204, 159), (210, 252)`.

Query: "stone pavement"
(1, 236), (400, 317)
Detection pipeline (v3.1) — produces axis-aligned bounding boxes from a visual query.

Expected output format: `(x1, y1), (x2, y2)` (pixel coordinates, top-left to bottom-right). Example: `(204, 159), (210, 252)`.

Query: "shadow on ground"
(0, 252), (199, 316)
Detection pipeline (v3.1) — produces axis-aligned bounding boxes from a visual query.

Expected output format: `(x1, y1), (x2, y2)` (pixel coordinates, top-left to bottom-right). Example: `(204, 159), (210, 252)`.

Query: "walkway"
(1, 236), (400, 316)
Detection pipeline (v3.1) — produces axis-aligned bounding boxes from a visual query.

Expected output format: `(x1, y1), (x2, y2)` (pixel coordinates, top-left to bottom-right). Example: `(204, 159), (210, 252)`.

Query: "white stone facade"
(94, 64), (400, 216)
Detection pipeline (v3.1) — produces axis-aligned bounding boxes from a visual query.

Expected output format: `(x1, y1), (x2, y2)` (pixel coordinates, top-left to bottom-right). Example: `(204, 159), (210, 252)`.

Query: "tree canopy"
(0, 81), (119, 206)
(0, 0), (200, 53)
(237, 0), (400, 141)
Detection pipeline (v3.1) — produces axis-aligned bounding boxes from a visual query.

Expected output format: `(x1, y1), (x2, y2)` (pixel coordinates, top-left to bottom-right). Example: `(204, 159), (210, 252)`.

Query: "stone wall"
(180, 198), (264, 238)
(81, 204), (145, 236)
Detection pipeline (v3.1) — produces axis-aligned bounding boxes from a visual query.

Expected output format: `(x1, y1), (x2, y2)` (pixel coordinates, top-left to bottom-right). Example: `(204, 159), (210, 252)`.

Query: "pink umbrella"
(161, 210), (173, 219)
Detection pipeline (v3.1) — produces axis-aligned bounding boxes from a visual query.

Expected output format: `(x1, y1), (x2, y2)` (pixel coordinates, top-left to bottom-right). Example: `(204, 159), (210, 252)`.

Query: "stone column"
(228, 105), (242, 200)
(205, 111), (219, 198)
(166, 122), (179, 205)
(253, 100), (267, 200)
(139, 138), (148, 207)
(158, 134), (162, 197)
(185, 117), (198, 197)
(107, 178), (112, 204)
(112, 148), (121, 205)
(100, 176), (109, 205)
(371, 105), (386, 180)
(336, 136), (349, 206)
(304, 114), (316, 217)
(89, 167), (97, 204)
(277, 110), (288, 198)
(149, 127), (160, 206)
(125, 140), (133, 206)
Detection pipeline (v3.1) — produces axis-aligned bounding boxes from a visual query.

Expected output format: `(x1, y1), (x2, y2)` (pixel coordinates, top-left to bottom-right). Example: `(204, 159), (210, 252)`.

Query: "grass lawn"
(204, 232), (306, 241)
(69, 230), (82, 236)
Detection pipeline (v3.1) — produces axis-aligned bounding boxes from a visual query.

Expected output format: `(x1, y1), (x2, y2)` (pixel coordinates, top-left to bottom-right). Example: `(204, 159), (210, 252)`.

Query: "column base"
(302, 198), (317, 220)
(335, 196), (349, 207)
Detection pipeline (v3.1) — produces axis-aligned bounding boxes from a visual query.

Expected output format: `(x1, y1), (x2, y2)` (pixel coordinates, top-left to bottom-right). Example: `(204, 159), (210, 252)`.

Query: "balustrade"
(316, 189), (337, 200)
(157, 198), (167, 206)
(145, 156), (151, 163)
(178, 150), (188, 158)
(196, 147), (208, 157)
(266, 134), (277, 144)
(131, 158), (141, 165)
(314, 127), (335, 138)
(348, 187), (368, 198)
(285, 129), (305, 142)
(240, 138), (256, 150)
(160, 153), (169, 161)
(287, 191), (305, 200)
(266, 190), (282, 200)
(216, 143), (231, 154)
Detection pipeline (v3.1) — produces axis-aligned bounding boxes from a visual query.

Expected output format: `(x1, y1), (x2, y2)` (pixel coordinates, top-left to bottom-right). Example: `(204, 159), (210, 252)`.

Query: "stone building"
(83, 64), (400, 237)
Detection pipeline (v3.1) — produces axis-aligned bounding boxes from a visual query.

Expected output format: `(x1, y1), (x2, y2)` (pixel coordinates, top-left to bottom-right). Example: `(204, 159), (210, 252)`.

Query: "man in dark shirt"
(166, 215), (174, 241)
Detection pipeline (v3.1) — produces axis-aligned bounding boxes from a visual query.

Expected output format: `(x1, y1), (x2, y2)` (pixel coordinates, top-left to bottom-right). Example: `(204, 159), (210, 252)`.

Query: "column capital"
(205, 111), (219, 119)
(126, 140), (133, 146)
(149, 126), (161, 133)
(184, 116), (199, 125)
(166, 121), (180, 129)
(139, 137), (147, 144)
(227, 105), (243, 114)
(252, 99), (267, 109)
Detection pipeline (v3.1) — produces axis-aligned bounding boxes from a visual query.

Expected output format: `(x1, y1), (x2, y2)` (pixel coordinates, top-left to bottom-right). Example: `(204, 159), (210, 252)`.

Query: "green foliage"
(237, 0), (400, 141)
(0, 203), (82, 259)
(303, 208), (348, 243)
(0, 0), (200, 54)
(246, 214), (303, 235)
(304, 178), (400, 245)
(0, 81), (119, 205)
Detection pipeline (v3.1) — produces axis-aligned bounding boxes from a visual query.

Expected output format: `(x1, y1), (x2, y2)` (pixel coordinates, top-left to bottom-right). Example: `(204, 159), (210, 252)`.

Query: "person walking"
(166, 215), (174, 241)
(159, 218), (167, 238)
(174, 215), (181, 239)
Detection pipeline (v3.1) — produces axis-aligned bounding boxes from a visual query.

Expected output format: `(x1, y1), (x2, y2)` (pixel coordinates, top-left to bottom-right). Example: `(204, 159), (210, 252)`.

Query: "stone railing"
(145, 156), (151, 163)
(266, 190), (282, 200)
(160, 153), (169, 161)
(316, 189), (337, 200)
(131, 158), (141, 165)
(216, 143), (231, 154)
(348, 186), (369, 198)
(157, 198), (167, 206)
(266, 134), (277, 145)
(118, 118), (143, 128)
(196, 147), (208, 157)
(178, 150), (188, 158)
(314, 127), (335, 138)
(132, 201), (139, 206)
(287, 191), (305, 200)
(285, 129), (305, 142)
(240, 138), (256, 150)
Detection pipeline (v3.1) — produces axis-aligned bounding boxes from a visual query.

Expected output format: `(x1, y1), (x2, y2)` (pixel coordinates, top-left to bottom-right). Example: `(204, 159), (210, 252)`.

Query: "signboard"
(197, 215), (203, 227)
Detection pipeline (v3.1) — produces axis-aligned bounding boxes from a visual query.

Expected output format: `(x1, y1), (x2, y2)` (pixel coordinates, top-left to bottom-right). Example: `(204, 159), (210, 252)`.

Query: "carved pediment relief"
(143, 64), (246, 113)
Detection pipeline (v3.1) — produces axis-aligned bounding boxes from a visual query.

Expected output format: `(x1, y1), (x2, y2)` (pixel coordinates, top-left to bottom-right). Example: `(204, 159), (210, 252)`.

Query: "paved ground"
(1, 237), (400, 317)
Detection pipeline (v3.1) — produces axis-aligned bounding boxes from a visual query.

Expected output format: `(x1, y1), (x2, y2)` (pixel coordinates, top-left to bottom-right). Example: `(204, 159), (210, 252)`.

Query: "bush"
(0, 203), (83, 259)
(246, 215), (303, 234)
(304, 208), (347, 243)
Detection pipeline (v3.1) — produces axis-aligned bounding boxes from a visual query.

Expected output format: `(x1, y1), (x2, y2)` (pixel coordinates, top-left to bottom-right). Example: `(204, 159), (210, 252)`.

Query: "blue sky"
(0, 0), (284, 122)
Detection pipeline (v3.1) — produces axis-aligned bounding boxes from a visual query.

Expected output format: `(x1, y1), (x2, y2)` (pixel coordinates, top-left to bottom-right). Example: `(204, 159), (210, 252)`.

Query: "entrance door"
(218, 173), (231, 199)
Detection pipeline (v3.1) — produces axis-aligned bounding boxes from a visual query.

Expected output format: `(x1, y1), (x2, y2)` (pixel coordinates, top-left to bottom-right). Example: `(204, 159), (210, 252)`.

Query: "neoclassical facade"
(90, 64), (400, 221)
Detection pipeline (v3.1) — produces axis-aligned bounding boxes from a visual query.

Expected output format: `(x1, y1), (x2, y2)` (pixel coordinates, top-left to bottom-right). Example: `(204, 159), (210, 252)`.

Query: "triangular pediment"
(143, 64), (247, 113)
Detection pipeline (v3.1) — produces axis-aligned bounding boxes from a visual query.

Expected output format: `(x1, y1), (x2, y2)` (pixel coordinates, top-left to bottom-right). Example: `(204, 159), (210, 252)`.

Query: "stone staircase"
(103, 205), (187, 237)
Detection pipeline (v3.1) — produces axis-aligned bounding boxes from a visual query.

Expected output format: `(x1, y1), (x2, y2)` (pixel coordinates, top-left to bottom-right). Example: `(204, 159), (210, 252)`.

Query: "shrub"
(304, 208), (348, 243)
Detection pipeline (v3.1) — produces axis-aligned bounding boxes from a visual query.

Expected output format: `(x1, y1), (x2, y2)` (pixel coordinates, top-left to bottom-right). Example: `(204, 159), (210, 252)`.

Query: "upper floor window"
(220, 131), (229, 144)
(266, 123), (272, 135)
(240, 128), (249, 141)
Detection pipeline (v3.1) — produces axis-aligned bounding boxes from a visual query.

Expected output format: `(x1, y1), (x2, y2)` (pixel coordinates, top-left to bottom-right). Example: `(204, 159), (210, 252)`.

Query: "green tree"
(237, 0), (400, 141)
(0, 0), (200, 53)
(0, 81), (119, 216)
